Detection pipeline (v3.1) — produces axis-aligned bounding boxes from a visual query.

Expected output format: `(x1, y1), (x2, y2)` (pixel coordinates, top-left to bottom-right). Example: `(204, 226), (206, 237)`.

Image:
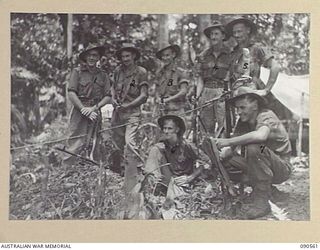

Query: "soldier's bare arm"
(163, 82), (188, 103)
(121, 85), (148, 110)
(265, 58), (281, 93)
(215, 126), (270, 149)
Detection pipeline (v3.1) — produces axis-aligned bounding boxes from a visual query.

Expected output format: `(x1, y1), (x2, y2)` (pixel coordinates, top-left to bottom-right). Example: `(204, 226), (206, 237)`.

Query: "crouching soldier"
(145, 115), (211, 195)
(214, 86), (292, 219)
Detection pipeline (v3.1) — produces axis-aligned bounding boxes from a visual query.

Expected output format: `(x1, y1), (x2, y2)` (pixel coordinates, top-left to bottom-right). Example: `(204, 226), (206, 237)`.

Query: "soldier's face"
(232, 23), (251, 44)
(209, 28), (225, 46)
(121, 50), (135, 66)
(85, 49), (100, 67)
(163, 120), (180, 141)
(161, 48), (176, 65)
(234, 96), (258, 122)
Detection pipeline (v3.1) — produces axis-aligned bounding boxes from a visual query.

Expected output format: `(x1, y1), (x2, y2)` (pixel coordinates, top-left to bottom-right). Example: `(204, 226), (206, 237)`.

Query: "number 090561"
(300, 244), (318, 248)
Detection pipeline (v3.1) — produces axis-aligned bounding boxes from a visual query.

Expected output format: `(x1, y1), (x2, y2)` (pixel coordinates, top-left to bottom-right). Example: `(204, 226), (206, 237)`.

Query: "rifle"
(201, 137), (236, 197)
(223, 80), (232, 138)
(84, 112), (101, 160)
(191, 82), (200, 146)
(55, 146), (99, 166)
(188, 42), (200, 147)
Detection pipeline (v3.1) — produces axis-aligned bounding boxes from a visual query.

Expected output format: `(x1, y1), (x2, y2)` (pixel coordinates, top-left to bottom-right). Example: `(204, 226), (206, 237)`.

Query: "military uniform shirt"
(156, 139), (211, 176)
(197, 45), (231, 87)
(113, 64), (148, 114)
(230, 39), (273, 86)
(68, 66), (112, 106)
(234, 109), (292, 157)
(156, 63), (189, 101)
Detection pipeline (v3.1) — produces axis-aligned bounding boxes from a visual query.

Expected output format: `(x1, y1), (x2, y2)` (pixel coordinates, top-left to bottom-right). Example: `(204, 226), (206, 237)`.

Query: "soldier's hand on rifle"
(186, 86), (195, 100)
(88, 111), (98, 121)
(155, 97), (162, 104)
(196, 160), (210, 169)
(214, 138), (230, 150)
(116, 103), (129, 112)
(219, 147), (233, 161)
(81, 106), (99, 121)
(111, 97), (121, 108)
(80, 107), (95, 117)
(156, 97), (166, 111)
(190, 95), (200, 105)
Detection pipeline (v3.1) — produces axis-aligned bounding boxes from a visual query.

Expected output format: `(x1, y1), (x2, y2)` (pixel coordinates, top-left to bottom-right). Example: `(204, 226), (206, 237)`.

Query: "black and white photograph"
(10, 13), (310, 221)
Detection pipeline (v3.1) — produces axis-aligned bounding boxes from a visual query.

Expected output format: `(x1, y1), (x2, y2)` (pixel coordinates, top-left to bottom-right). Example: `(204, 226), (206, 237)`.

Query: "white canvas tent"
(260, 67), (309, 156)
(260, 67), (309, 120)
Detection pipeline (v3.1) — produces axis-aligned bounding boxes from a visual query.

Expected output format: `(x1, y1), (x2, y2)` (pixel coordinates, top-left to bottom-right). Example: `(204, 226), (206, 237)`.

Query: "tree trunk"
(198, 14), (211, 49)
(180, 18), (189, 67)
(66, 14), (73, 114)
(157, 14), (169, 50)
(58, 14), (68, 49)
(199, 14), (211, 48)
(67, 14), (73, 61)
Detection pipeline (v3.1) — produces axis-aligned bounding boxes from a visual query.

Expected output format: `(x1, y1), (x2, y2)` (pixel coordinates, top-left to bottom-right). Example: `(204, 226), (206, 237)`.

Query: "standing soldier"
(195, 21), (231, 136)
(154, 44), (189, 116)
(64, 43), (112, 165)
(110, 43), (148, 193)
(226, 16), (281, 94)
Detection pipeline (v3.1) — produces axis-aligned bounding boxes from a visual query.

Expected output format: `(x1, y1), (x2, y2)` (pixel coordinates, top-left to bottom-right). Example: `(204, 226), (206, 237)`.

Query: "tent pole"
(297, 92), (304, 157)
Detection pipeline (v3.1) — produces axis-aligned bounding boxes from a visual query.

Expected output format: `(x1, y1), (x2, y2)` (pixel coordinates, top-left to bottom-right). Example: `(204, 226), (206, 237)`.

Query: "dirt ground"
(263, 156), (310, 221)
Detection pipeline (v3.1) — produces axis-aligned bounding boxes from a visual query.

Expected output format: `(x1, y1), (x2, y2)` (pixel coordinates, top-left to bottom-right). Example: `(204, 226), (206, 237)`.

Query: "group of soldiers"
(63, 16), (292, 219)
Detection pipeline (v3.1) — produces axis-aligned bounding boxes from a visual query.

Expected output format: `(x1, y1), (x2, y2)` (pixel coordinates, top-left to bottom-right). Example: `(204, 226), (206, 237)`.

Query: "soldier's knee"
(246, 144), (262, 156)
(149, 145), (160, 154)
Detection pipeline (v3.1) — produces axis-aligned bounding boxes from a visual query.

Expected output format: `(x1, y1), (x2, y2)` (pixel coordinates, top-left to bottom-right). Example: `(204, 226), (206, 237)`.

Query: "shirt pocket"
(126, 76), (140, 98)
(95, 76), (106, 91)
(200, 61), (215, 78)
(78, 76), (93, 97)
(215, 62), (229, 79)
(166, 77), (179, 95)
(93, 77), (107, 99)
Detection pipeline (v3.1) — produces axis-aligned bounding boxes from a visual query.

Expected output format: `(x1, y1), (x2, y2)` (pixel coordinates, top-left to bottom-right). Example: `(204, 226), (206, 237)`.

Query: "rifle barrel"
(55, 147), (99, 165)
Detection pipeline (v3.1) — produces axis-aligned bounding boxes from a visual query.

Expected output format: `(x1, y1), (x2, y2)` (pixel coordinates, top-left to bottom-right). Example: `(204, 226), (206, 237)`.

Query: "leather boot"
(270, 185), (289, 202)
(242, 189), (255, 204)
(241, 182), (271, 219)
(109, 150), (124, 175)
